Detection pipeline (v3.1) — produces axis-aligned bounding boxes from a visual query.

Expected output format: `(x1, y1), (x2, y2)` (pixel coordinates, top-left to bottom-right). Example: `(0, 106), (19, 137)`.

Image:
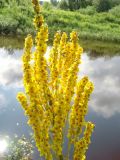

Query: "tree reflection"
(0, 36), (24, 51)
(0, 36), (120, 57)
(80, 40), (120, 58)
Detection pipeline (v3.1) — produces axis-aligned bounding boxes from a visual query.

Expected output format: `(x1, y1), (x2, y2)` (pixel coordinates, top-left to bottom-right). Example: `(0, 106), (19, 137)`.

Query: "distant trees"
(59, 0), (90, 10)
(111, 0), (120, 6)
(58, 0), (69, 10)
(68, 0), (87, 10)
(50, 0), (58, 6)
(58, 0), (119, 12)
(0, 0), (32, 7)
(93, 0), (112, 12)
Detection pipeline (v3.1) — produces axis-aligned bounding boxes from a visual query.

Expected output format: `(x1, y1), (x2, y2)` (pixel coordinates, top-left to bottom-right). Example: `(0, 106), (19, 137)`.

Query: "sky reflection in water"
(0, 44), (120, 159)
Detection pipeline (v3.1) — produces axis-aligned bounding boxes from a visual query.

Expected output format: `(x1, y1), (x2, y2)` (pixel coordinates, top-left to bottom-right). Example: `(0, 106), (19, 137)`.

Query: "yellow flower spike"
(84, 122), (95, 145)
(57, 32), (68, 73)
(74, 76), (89, 107)
(74, 138), (87, 160)
(49, 31), (61, 90)
(33, 15), (44, 30)
(17, 0), (95, 159)
(32, 0), (44, 30)
(68, 79), (94, 143)
(70, 31), (78, 41)
(73, 122), (94, 160)
(32, 0), (41, 14)
(24, 34), (33, 51)
(70, 31), (79, 51)
(17, 92), (28, 110)
(64, 60), (80, 107)
(22, 35), (39, 103)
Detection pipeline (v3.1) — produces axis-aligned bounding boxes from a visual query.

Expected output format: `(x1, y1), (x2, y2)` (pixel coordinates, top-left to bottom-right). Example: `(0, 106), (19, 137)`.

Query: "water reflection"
(0, 36), (24, 50)
(0, 139), (8, 154)
(0, 47), (31, 138)
(0, 36), (120, 160)
(80, 54), (120, 118)
(80, 40), (120, 58)
(1, 35), (120, 57)
(0, 48), (22, 87)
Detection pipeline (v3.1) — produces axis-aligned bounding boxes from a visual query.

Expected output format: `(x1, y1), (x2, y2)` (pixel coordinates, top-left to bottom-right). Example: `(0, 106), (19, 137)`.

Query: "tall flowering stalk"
(17, 0), (95, 159)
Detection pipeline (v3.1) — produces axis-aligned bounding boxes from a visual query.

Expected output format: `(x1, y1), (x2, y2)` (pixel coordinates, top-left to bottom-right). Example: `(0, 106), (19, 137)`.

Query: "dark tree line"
(53, 0), (120, 12)
(57, 0), (92, 10)
(0, 0), (32, 7)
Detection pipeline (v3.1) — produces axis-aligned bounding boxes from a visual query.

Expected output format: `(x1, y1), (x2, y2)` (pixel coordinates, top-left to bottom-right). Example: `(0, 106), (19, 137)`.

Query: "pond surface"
(0, 36), (120, 160)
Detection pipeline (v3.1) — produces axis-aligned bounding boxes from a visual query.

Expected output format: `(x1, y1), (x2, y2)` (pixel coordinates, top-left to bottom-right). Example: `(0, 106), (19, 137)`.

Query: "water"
(0, 36), (120, 160)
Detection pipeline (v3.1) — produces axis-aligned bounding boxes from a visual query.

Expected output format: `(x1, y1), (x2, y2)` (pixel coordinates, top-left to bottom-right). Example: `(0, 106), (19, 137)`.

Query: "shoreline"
(0, 35), (120, 56)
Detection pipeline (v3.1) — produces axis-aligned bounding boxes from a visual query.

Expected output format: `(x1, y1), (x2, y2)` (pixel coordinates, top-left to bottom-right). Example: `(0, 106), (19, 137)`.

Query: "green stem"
(59, 155), (63, 160)
(67, 139), (71, 159)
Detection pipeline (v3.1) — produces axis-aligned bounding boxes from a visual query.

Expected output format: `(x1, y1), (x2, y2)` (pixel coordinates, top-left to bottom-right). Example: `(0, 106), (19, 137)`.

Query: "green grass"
(0, 3), (34, 35)
(43, 8), (120, 43)
(0, 4), (120, 43)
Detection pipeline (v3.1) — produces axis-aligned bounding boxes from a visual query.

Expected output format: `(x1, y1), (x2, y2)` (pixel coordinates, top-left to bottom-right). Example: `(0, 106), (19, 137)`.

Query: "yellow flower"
(17, 0), (95, 159)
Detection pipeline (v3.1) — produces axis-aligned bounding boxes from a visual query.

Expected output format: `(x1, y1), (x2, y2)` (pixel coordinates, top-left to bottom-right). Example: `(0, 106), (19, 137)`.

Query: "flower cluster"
(17, 0), (95, 159)
(74, 122), (94, 160)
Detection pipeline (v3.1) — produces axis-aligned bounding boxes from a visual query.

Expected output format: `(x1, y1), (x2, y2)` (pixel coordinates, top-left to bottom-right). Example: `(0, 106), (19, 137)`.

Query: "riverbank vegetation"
(0, 0), (34, 35)
(0, 0), (120, 42)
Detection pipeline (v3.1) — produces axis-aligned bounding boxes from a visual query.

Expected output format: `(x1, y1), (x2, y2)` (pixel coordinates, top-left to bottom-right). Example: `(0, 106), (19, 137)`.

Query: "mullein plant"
(17, 0), (95, 159)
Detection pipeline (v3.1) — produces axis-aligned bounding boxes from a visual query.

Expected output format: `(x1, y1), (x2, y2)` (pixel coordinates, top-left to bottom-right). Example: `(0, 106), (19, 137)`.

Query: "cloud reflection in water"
(0, 43), (120, 159)
(0, 48), (22, 88)
(80, 54), (120, 118)
(1, 46), (120, 119)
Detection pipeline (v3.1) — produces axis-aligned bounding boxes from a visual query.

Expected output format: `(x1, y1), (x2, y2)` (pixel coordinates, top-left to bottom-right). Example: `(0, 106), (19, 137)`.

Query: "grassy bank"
(44, 7), (120, 43)
(0, 4), (120, 43)
(0, 2), (34, 35)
